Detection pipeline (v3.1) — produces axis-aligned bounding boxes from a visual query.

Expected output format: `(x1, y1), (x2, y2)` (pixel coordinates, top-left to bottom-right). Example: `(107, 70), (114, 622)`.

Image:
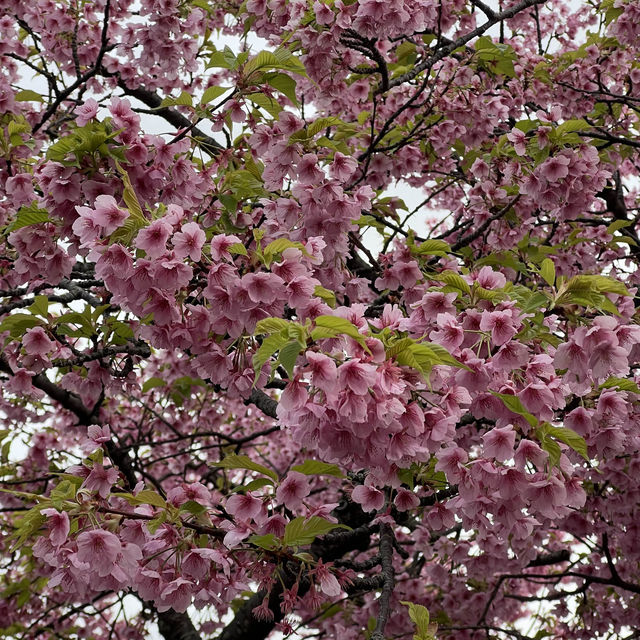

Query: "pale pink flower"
(351, 485), (384, 512)
(22, 326), (53, 355)
(329, 152), (357, 180)
(135, 220), (172, 258)
(92, 194), (129, 234)
(474, 266), (506, 290)
(305, 351), (338, 394)
(479, 310), (517, 346)
(82, 463), (119, 499)
(429, 313), (464, 350)
(41, 508), (70, 547)
(158, 578), (193, 613)
(514, 439), (548, 471)
(76, 530), (121, 576)
(588, 339), (629, 379)
(296, 154), (324, 184)
(74, 98), (99, 126)
(242, 272), (285, 304)
(172, 222), (206, 261)
(539, 155), (570, 182)
(482, 425), (516, 462)
(507, 127), (527, 155)
(337, 359), (376, 395)
(276, 471), (310, 509)
(314, 561), (341, 597)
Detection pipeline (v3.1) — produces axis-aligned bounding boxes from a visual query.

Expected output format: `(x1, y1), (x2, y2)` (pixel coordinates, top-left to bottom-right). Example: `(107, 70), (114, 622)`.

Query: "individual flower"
(82, 463), (119, 499)
(172, 222), (206, 261)
(22, 326), (53, 356)
(482, 425), (516, 462)
(74, 98), (99, 126)
(276, 471), (310, 510)
(135, 220), (172, 258)
(76, 530), (122, 576)
(351, 485), (385, 512)
(41, 508), (70, 547)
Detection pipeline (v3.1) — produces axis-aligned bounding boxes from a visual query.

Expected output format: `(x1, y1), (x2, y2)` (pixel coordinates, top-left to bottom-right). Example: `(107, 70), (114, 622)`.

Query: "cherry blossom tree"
(1, 0), (640, 639)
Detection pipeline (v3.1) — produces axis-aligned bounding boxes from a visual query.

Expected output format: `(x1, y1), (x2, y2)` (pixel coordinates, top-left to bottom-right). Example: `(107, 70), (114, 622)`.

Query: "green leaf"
(115, 162), (145, 221)
(538, 432), (562, 468)
(606, 219), (633, 235)
(277, 340), (304, 378)
(255, 318), (292, 334)
(180, 500), (207, 515)
(413, 239), (451, 256)
(201, 86), (229, 104)
(311, 315), (367, 348)
(219, 194), (238, 213)
(266, 73), (298, 104)
(0, 313), (44, 339)
(249, 533), (279, 550)
(540, 258), (556, 287)
(207, 47), (237, 70)
(283, 516), (348, 547)
(313, 285), (336, 308)
(491, 392), (538, 428)
(290, 117), (343, 141)
(253, 332), (289, 379)
(549, 427), (589, 461)
(227, 242), (247, 256)
(115, 489), (166, 509)
(262, 238), (308, 266)
(600, 376), (640, 394)
(246, 93), (282, 118)
(15, 90), (44, 102)
(160, 91), (193, 107)
(438, 271), (470, 294)
(7, 203), (50, 232)
(28, 296), (48, 318)
(400, 601), (437, 640)
(392, 340), (467, 379)
(211, 454), (278, 482)
(142, 377), (165, 393)
(291, 460), (344, 477)
(235, 478), (274, 492)
(244, 49), (307, 78)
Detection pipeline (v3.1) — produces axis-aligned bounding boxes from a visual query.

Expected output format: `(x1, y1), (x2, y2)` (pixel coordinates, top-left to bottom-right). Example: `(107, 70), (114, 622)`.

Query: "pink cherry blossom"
(22, 327), (53, 356)
(76, 530), (122, 577)
(74, 98), (99, 126)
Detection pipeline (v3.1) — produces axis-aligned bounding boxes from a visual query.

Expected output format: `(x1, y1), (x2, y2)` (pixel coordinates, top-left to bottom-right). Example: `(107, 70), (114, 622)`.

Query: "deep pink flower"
(226, 492), (263, 522)
(394, 488), (420, 512)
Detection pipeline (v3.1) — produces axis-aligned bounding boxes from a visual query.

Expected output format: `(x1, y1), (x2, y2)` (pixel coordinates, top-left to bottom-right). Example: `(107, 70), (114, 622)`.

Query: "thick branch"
(117, 81), (223, 155)
(371, 523), (395, 640)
